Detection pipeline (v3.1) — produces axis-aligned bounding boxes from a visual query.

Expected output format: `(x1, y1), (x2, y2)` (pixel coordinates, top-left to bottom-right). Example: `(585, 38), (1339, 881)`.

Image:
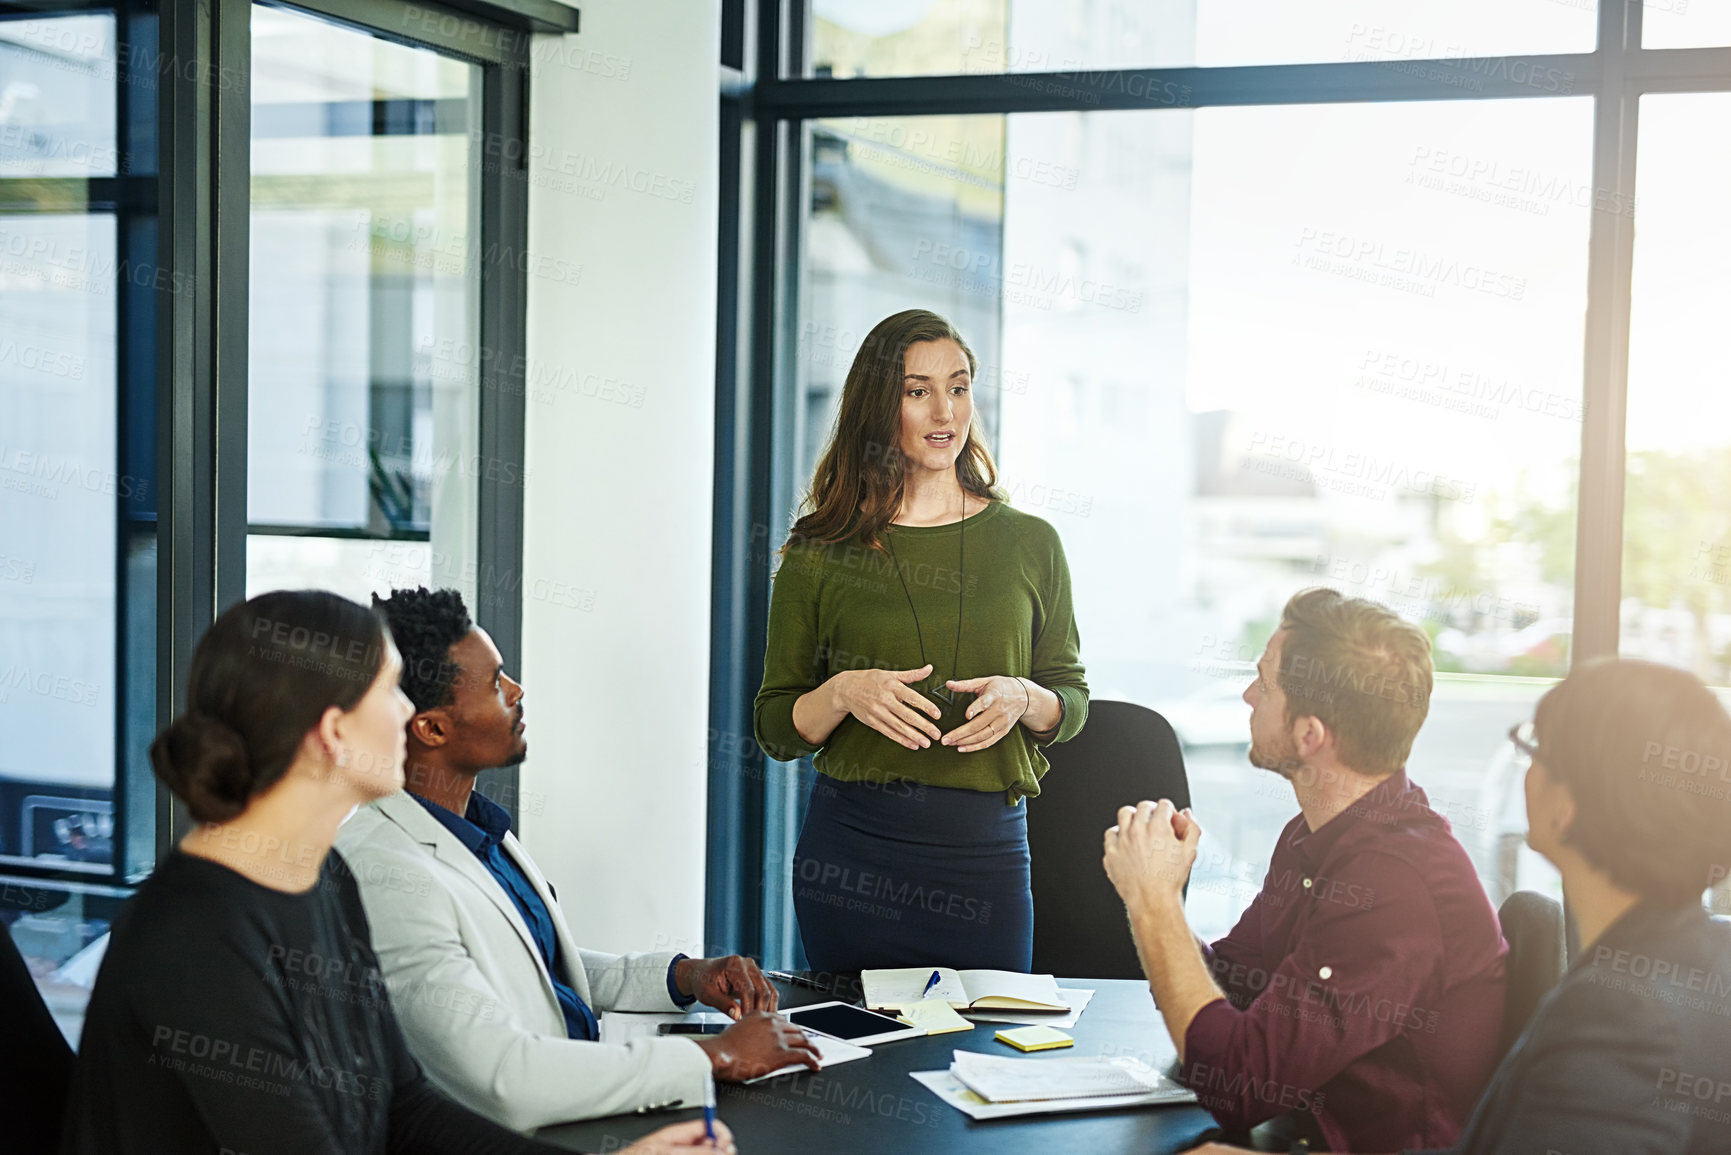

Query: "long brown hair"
(784, 309), (1003, 554)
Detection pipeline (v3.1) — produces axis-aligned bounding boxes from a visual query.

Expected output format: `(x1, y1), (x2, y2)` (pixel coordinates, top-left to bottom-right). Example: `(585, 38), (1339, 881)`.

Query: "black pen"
(763, 969), (841, 992)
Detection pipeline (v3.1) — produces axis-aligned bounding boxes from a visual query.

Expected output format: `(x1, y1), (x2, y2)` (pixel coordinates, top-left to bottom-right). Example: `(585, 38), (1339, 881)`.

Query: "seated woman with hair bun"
(61, 590), (729, 1155)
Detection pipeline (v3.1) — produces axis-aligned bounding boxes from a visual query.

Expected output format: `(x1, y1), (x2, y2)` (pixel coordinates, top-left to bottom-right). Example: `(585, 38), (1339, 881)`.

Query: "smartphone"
(658, 1022), (729, 1036)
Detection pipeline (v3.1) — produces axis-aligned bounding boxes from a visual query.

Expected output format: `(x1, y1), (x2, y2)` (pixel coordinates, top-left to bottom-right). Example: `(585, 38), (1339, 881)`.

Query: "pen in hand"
(763, 969), (836, 993)
(703, 1076), (717, 1147)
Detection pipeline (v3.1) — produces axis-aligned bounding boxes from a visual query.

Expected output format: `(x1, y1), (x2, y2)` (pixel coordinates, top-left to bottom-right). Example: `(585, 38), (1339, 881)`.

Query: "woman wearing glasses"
(62, 590), (731, 1155)
(1193, 656), (1731, 1155)
(753, 309), (1089, 973)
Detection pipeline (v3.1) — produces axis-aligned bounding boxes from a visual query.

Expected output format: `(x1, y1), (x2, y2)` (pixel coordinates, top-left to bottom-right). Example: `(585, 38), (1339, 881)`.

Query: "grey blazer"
(1411, 902), (1731, 1155)
(334, 791), (711, 1132)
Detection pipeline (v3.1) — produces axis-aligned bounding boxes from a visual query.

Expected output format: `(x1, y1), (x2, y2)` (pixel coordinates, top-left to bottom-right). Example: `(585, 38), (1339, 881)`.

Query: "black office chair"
(1, 921), (75, 1153)
(1027, 700), (1191, 979)
(1494, 890), (1567, 1065)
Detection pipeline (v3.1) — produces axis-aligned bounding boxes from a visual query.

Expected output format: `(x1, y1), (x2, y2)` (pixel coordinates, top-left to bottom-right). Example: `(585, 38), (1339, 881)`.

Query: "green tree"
(1622, 447), (1731, 683)
(1419, 466), (1576, 677)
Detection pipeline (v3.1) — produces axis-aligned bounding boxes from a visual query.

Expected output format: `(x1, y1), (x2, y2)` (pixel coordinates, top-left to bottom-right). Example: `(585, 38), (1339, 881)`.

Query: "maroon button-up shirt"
(1181, 770), (1507, 1153)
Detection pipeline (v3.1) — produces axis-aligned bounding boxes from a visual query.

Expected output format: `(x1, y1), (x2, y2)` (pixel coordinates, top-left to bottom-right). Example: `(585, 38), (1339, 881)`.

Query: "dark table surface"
(537, 974), (1222, 1155)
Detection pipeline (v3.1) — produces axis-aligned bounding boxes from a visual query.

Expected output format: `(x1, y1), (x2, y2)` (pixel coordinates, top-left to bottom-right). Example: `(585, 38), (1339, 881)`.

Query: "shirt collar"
(410, 789), (514, 855)
(1288, 768), (1419, 868)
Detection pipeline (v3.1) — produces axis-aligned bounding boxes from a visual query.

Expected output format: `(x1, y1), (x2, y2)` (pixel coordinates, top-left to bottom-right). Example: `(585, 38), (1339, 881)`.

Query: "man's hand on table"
(696, 1011), (821, 1082)
(675, 955), (779, 1018)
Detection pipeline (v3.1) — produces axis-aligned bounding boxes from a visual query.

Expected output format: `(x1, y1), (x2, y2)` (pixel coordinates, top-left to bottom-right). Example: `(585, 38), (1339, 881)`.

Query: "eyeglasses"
(1508, 720), (1539, 764)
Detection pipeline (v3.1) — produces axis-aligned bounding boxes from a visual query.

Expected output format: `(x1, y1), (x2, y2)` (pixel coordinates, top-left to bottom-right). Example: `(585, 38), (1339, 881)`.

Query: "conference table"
(538, 973), (1223, 1155)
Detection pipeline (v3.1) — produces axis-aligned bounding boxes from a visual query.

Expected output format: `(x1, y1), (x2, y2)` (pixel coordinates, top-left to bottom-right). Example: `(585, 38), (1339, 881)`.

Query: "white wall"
(518, 0), (718, 956)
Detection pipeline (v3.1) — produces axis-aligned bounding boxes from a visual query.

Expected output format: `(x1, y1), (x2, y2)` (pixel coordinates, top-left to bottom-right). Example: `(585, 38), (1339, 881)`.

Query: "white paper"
(949, 1049), (1168, 1103)
(742, 1029), (873, 1083)
(909, 1069), (1197, 1120)
(960, 987), (1094, 1028)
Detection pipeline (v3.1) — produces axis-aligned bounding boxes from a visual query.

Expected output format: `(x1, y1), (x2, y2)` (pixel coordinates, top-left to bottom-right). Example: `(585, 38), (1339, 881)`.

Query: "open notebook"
(862, 968), (1068, 1013)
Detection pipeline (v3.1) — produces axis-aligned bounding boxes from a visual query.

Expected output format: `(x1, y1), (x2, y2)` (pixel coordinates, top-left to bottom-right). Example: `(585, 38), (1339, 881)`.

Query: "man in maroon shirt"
(1103, 588), (1506, 1152)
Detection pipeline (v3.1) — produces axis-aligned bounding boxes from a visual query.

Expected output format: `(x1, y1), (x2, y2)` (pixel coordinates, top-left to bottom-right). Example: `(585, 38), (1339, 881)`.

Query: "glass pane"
(0, 15), (118, 177)
(245, 535), (433, 604)
(0, 213), (118, 875)
(810, 0), (1594, 77)
(246, 3), (481, 599)
(773, 114), (1010, 961)
(1, 6), (156, 1045)
(803, 116), (1006, 477)
(1622, 94), (1731, 687)
(793, 100), (1590, 947)
(5, 887), (124, 1048)
(1643, 1), (1731, 49)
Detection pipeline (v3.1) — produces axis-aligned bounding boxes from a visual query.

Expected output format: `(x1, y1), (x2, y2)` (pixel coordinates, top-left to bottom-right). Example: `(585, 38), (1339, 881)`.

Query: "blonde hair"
(1275, 587), (1433, 777)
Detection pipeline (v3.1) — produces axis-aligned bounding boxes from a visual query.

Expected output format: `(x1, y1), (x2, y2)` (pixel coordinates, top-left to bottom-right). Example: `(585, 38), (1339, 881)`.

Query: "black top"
(61, 849), (561, 1155)
(1412, 902), (1731, 1155)
(2, 915), (74, 1153)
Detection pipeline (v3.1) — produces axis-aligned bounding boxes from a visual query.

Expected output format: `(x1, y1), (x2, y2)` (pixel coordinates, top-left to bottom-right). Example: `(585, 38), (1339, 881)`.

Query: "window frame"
(0, 0), (162, 889)
(0, 0), (560, 900)
(200, 0), (542, 847)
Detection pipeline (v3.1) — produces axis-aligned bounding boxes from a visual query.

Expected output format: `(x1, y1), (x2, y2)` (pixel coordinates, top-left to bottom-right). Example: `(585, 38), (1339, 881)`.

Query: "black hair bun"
(148, 713), (252, 824)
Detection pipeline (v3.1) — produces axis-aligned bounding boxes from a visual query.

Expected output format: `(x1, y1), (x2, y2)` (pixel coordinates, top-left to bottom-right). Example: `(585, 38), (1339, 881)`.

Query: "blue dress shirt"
(411, 790), (692, 1041)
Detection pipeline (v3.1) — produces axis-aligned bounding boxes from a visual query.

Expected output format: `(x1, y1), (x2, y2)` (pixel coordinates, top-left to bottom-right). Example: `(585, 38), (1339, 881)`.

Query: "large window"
(244, 4), (483, 607)
(1622, 93), (1731, 686)
(714, 0), (1728, 964)
(792, 100), (1589, 940)
(2, 0), (545, 1046)
(0, 1), (158, 1043)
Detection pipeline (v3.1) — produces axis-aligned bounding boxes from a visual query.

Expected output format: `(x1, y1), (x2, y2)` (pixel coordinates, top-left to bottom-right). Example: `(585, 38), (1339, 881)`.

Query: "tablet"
(783, 1001), (926, 1045)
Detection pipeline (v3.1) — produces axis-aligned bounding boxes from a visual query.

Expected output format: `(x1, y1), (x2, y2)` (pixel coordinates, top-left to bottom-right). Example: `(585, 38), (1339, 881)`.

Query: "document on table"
(909, 1070), (1197, 1120)
(960, 987), (1094, 1028)
(949, 1049), (1170, 1102)
(742, 1030), (872, 1084)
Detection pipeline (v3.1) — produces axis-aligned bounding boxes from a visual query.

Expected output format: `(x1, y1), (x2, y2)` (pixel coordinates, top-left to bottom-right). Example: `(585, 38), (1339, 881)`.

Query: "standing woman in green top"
(753, 308), (1089, 973)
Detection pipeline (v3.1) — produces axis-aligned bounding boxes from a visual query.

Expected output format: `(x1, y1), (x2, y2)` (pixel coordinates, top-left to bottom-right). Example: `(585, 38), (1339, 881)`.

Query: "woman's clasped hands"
(830, 664), (1029, 753)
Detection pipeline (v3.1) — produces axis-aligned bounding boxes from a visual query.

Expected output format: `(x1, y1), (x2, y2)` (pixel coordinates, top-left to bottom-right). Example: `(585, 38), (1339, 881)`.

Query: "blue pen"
(703, 1077), (717, 1146)
(920, 970), (943, 999)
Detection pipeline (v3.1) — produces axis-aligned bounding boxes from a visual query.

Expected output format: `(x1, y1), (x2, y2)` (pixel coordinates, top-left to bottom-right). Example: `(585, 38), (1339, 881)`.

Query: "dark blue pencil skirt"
(792, 775), (1033, 973)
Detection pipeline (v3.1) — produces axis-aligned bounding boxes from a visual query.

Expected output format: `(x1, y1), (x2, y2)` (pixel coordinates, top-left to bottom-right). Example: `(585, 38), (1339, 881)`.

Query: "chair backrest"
(1494, 889), (1567, 1065)
(1, 922), (75, 1153)
(1027, 700), (1191, 979)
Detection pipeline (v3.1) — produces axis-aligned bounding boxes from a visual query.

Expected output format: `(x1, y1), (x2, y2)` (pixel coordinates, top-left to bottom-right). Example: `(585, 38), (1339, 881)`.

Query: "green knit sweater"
(752, 500), (1089, 799)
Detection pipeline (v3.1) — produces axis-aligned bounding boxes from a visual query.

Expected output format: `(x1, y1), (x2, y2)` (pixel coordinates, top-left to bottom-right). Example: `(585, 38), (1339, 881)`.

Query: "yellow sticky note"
(994, 1025), (1074, 1052)
(893, 1000), (975, 1035)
